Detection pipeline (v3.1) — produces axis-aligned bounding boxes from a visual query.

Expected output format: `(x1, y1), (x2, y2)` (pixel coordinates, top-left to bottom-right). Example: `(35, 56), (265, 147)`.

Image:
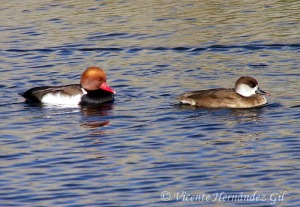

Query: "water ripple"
(1, 1), (300, 206)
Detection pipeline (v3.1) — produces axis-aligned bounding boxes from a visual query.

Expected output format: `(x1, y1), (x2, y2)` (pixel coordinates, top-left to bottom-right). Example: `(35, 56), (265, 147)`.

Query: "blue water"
(1, 1), (300, 206)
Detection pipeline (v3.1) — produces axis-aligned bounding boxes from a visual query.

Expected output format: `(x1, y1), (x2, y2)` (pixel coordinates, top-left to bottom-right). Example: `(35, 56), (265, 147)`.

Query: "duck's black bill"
(256, 88), (270, 96)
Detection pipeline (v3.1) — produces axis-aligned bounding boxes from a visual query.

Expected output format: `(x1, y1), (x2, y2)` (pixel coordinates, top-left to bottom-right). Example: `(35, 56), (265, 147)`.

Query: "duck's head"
(235, 76), (269, 97)
(80, 67), (115, 93)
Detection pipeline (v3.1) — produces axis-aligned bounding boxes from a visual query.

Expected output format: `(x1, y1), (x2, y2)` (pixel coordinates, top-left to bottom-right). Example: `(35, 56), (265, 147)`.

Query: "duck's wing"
(21, 84), (82, 102)
(178, 88), (239, 107)
(178, 88), (232, 100)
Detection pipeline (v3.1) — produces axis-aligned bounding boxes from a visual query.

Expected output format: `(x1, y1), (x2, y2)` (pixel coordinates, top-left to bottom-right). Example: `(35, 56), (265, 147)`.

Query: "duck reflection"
(80, 103), (114, 135)
(81, 120), (110, 129)
(80, 102), (114, 117)
(229, 107), (265, 123)
(177, 102), (269, 122)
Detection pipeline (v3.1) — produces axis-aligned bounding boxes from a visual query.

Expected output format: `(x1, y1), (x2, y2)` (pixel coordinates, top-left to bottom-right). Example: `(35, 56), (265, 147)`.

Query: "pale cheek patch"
(236, 84), (256, 97)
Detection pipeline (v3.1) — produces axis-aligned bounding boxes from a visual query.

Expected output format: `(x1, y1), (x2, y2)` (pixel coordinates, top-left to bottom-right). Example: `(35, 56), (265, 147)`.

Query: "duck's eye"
(249, 82), (256, 88)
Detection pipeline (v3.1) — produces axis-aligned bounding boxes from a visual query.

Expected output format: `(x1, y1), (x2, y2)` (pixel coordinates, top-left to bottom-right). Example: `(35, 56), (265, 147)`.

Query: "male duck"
(21, 67), (115, 106)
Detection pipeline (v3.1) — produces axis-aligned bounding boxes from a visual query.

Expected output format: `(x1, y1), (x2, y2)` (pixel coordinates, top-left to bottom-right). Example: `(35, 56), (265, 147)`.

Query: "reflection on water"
(80, 103), (114, 117)
(1, 0), (300, 206)
(80, 104), (113, 135)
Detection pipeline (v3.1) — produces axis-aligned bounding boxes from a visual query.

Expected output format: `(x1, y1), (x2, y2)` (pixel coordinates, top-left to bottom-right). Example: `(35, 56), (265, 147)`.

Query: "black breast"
(80, 90), (114, 105)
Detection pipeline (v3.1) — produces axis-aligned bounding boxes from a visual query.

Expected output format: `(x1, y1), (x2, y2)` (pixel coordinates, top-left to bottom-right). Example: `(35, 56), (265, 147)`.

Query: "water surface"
(1, 0), (300, 206)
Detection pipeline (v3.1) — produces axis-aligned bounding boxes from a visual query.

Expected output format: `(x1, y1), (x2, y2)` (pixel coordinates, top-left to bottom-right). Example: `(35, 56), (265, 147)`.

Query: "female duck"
(178, 76), (270, 108)
(21, 67), (115, 106)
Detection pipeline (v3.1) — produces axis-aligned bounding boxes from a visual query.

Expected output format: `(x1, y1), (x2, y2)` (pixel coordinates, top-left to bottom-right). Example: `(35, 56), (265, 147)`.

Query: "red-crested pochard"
(21, 67), (115, 106)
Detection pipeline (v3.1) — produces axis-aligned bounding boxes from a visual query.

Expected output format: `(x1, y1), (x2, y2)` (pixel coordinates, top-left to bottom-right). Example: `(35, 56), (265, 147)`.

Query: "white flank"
(41, 88), (86, 106)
